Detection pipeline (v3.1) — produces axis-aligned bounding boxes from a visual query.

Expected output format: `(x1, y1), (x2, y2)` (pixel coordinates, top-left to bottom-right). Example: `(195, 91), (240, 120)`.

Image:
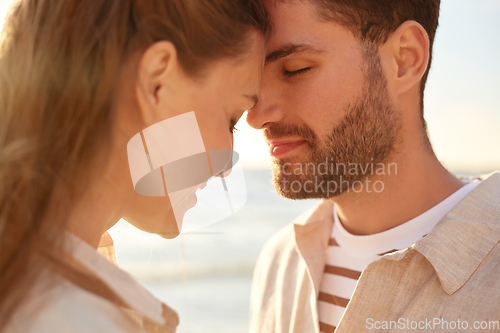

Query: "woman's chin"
(154, 193), (197, 238)
(151, 216), (182, 239)
(126, 189), (199, 238)
(187, 191), (198, 210)
(156, 229), (181, 239)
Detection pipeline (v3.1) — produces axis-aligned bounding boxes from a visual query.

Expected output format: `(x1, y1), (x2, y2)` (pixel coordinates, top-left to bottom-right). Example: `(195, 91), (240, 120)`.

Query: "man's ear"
(135, 41), (178, 126)
(382, 20), (430, 95)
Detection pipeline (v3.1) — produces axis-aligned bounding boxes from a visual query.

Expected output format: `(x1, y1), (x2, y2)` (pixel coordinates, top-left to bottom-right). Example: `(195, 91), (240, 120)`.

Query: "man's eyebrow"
(265, 44), (325, 65)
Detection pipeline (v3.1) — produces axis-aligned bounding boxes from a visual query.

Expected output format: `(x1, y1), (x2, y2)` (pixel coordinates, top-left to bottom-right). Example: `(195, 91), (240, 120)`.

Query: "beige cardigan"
(250, 172), (500, 333)
(6, 232), (179, 333)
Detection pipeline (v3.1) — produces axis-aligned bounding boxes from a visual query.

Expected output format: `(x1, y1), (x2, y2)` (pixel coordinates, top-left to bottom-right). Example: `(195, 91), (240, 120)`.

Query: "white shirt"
(6, 232), (179, 333)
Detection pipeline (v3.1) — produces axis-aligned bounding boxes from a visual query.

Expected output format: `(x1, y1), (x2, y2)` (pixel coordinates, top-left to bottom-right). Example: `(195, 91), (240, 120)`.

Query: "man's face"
(246, 1), (401, 199)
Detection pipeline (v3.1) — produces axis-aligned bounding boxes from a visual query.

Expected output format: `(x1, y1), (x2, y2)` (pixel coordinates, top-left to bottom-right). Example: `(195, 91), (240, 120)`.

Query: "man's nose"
(246, 77), (286, 130)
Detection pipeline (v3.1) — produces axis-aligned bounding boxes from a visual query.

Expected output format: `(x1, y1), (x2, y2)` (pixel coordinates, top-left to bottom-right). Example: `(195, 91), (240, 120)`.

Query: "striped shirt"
(318, 179), (481, 333)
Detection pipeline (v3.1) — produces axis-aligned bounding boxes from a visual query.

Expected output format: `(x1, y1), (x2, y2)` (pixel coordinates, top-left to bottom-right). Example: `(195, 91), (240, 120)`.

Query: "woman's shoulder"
(6, 277), (144, 333)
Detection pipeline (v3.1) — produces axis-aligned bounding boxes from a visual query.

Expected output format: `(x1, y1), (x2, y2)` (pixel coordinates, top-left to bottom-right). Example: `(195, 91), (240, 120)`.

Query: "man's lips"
(269, 139), (308, 157)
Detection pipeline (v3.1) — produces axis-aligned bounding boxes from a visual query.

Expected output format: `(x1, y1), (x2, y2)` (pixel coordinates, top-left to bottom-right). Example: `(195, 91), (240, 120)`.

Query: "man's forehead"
(265, 0), (319, 25)
(264, 0), (326, 57)
(266, 0), (326, 18)
(265, 0), (313, 7)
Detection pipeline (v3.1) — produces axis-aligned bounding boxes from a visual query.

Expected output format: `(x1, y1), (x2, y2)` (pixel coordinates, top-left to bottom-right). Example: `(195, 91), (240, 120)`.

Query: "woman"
(0, 0), (268, 331)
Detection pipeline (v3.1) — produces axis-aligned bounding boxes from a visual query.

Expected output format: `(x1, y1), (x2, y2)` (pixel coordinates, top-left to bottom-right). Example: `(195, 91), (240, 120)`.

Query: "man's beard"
(266, 44), (401, 199)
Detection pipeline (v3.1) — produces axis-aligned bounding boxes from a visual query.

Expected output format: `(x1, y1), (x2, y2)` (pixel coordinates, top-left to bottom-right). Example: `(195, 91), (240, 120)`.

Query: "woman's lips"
(269, 140), (307, 158)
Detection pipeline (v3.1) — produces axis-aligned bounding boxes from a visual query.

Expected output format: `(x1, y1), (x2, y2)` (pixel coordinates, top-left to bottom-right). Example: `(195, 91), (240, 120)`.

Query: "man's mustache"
(263, 123), (316, 143)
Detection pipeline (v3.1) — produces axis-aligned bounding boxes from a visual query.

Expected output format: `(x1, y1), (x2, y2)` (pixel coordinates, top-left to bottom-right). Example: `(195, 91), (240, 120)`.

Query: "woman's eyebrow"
(245, 95), (259, 109)
(265, 43), (326, 65)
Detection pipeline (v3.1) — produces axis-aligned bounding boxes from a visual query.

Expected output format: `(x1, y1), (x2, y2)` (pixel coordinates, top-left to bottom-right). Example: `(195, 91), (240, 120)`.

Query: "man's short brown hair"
(313, 0), (441, 121)
(298, 0), (441, 136)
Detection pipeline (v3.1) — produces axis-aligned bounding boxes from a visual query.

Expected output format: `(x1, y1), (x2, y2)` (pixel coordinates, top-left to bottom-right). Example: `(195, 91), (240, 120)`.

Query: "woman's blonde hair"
(0, 0), (268, 327)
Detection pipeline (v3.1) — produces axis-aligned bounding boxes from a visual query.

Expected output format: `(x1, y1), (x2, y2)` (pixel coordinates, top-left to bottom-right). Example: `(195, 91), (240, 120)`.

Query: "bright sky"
(0, 0), (10, 28)
(1, 0), (498, 173)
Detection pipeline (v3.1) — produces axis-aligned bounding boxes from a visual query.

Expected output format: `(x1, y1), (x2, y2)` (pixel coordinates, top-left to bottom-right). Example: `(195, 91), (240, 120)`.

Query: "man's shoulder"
(253, 199), (334, 283)
(455, 171), (500, 213)
(250, 199), (334, 331)
(259, 199), (333, 257)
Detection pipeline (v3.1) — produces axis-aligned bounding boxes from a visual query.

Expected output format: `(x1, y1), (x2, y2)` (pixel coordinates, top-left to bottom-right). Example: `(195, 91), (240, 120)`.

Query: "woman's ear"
(381, 20), (430, 95)
(135, 41), (178, 126)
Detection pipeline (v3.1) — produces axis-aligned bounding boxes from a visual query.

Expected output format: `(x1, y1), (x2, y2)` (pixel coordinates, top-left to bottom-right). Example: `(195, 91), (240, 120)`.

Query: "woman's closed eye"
(284, 67), (311, 78)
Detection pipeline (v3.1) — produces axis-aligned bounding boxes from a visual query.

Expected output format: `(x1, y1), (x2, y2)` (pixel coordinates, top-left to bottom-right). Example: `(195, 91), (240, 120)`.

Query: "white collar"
(65, 232), (166, 325)
(332, 179), (481, 257)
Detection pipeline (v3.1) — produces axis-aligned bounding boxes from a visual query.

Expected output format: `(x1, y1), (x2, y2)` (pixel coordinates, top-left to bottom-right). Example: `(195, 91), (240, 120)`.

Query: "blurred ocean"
(108, 168), (321, 333)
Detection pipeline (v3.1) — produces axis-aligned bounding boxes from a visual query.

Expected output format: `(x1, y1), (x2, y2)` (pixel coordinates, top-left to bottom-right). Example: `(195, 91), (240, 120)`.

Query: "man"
(247, 1), (500, 332)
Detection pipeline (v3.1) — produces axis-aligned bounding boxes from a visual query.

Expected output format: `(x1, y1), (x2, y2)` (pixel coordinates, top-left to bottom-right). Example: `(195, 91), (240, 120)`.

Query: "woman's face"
(119, 32), (265, 238)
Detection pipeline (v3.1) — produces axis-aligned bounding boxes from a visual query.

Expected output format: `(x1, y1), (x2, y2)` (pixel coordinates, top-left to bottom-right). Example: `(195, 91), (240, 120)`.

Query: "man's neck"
(331, 149), (464, 236)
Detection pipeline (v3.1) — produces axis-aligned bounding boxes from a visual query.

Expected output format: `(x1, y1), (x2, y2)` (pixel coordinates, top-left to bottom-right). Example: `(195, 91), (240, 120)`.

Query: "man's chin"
(272, 173), (344, 200)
